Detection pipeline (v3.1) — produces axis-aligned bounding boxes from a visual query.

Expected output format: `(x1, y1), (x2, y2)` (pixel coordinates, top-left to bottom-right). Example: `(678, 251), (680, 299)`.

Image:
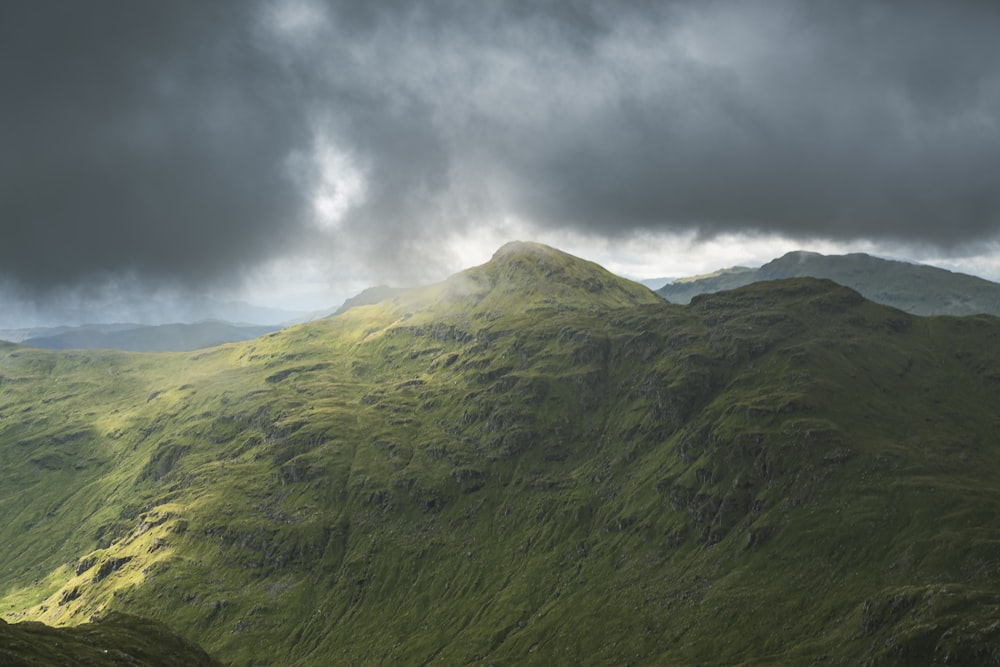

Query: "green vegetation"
(2, 241), (1000, 664)
(0, 613), (221, 666)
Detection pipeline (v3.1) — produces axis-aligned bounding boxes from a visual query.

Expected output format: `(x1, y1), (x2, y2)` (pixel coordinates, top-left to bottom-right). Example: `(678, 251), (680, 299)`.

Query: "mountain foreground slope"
(659, 250), (1000, 316)
(0, 613), (221, 666)
(2, 241), (1000, 665)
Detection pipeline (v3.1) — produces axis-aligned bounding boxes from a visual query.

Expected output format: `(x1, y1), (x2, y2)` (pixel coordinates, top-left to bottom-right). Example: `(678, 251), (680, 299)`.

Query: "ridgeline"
(658, 249), (1000, 316)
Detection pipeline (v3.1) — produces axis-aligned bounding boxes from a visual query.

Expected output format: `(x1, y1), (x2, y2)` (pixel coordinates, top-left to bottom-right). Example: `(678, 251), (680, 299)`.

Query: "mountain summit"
(456, 241), (660, 307)
(333, 241), (660, 327)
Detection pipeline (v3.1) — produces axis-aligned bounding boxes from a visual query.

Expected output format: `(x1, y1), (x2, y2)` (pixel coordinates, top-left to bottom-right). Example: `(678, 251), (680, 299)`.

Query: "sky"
(2, 0), (1000, 326)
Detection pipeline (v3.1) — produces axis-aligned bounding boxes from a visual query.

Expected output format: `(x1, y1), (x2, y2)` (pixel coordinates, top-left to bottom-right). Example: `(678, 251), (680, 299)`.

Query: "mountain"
(280, 286), (409, 325)
(0, 298), (304, 330)
(658, 250), (1000, 316)
(2, 241), (1000, 665)
(181, 299), (305, 326)
(0, 323), (139, 345)
(333, 284), (406, 316)
(636, 277), (675, 290)
(11, 320), (282, 352)
(659, 264), (757, 300)
(0, 613), (221, 666)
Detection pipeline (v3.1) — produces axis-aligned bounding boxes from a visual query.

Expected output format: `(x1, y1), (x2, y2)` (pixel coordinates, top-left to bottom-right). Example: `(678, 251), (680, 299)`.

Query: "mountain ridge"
(659, 250), (1000, 316)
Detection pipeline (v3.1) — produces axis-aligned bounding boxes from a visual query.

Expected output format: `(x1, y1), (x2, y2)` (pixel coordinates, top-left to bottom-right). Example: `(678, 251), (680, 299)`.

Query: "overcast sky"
(3, 0), (1000, 325)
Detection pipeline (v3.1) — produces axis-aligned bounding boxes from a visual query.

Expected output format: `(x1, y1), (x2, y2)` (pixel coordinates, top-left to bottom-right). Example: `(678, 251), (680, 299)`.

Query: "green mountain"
(2, 241), (1000, 665)
(333, 285), (406, 316)
(0, 613), (221, 666)
(659, 250), (1000, 316)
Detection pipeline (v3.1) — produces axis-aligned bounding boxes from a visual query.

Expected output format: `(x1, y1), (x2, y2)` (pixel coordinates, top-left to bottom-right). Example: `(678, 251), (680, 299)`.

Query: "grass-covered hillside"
(2, 241), (1000, 665)
(0, 613), (221, 666)
(659, 249), (1000, 316)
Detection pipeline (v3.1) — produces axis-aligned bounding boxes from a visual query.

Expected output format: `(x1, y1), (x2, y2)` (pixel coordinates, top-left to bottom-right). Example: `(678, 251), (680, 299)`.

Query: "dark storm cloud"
(3, 0), (1000, 295)
(278, 0), (1000, 271)
(495, 0), (1000, 245)
(0, 0), (314, 292)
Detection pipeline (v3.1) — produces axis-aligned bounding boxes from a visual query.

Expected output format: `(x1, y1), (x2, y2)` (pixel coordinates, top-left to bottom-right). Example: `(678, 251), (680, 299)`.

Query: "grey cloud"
(2, 0), (999, 298)
(1, 1), (313, 294)
(453, 0), (1000, 245)
(292, 0), (1000, 265)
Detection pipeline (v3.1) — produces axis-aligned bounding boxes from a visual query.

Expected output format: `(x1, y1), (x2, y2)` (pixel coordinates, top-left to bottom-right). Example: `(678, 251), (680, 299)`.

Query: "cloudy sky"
(3, 0), (1000, 325)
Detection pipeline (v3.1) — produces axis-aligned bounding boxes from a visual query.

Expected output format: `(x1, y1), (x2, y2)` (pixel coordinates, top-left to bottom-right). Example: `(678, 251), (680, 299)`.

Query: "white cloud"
(311, 141), (368, 230)
(265, 0), (329, 38)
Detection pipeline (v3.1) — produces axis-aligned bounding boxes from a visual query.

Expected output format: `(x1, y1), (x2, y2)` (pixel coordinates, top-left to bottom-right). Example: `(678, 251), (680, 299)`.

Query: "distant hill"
(0, 298), (305, 330)
(658, 250), (1000, 316)
(281, 286), (407, 325)
(636, 276), (675, 290)
(13, 320), (281, 352)
(0, 323), (138, 344)
(333, 285), (407, 316)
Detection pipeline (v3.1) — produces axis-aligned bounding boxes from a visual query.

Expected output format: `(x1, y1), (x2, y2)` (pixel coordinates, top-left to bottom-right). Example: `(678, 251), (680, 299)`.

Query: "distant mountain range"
(0, 297), (305, 331)
(5, 251), (999, 354)
(658, 250), (1000, 316)
(0, 291), (406, 352)
(1, 321), (281, 352)
(0, 290), (412, 352)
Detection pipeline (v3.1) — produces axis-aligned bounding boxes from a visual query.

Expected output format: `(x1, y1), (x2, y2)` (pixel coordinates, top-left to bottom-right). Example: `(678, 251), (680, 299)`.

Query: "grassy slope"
(0, 613), (222, 666)
(1, 242), (1000, 665)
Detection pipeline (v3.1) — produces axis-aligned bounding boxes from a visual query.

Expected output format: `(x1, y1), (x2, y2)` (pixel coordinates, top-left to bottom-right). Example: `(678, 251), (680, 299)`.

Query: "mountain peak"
(773, 249), (823, 263)
(333, 242), (662, 326)
(485, 241), (591, 277)
(462, 241), (661, 310)
(491, 239), (555, 256)
(485, 241), (594, 279)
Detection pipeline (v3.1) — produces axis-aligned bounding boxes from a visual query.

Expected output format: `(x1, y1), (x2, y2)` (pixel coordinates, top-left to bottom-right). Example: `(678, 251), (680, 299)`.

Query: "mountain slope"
(332, 285), (406, 316)
(2, 242), (1000, 665)
(659, 250), (1000, 316)
(0, 613), (221, 666)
